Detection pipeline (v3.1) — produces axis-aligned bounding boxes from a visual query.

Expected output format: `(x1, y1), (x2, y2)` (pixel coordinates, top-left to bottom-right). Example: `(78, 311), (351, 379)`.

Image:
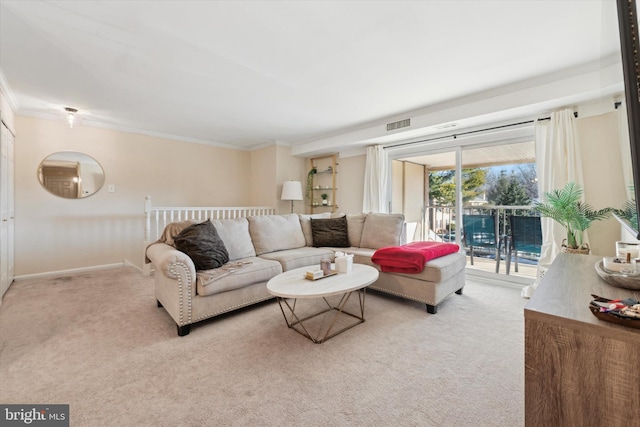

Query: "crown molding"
(0, 68), (19, 112)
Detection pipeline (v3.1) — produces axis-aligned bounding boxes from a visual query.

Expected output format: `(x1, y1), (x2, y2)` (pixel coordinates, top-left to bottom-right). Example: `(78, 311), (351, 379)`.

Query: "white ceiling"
(0, 0), (623, 154)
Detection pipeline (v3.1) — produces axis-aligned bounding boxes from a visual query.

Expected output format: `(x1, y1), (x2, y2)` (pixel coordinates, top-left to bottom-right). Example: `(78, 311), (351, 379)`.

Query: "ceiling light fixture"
(65, 107), (78, 128)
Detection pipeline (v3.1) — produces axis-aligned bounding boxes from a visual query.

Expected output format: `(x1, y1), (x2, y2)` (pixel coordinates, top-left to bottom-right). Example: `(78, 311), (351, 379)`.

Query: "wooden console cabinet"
(524, 253), (640, 426)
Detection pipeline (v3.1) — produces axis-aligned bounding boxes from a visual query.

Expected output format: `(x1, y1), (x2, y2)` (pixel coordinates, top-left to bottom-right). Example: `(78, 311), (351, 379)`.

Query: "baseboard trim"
(14, 262), (126, 281)
(466, 269), (532, 288)
(123, 259), (143, 273)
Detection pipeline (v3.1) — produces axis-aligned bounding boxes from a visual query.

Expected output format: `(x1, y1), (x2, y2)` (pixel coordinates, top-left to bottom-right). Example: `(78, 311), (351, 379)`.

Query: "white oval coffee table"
(267, 264), (379, 343)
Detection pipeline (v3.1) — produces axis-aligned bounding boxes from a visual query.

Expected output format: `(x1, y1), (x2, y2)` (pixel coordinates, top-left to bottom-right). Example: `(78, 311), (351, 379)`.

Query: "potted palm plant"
(534, 182), (612, 254)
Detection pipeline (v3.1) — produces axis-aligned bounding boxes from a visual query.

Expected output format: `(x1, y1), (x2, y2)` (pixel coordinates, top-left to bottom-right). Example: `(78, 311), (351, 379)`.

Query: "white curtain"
(523, 108), (584, 298)
(362, 145), (389, 213)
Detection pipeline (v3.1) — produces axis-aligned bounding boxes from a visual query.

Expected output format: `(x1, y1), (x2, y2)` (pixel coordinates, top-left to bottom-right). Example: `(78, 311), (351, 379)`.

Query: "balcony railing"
(418, 204), (540, 277)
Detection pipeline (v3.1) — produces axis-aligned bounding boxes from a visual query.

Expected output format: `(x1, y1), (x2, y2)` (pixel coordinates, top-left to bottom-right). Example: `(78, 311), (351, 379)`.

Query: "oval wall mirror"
(37, 152), (105, 199)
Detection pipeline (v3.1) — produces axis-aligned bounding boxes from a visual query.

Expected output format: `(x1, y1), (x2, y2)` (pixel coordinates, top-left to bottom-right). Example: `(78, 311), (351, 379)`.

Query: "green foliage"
(461, 168), (487, 202)
(428, 171), (454, 205)
(306, 167), (317, 201)
(429, 168), (486, 205)
(487, 172), (531, 206)
(533, 182), (612, 249)
(613, 199), (638, 231)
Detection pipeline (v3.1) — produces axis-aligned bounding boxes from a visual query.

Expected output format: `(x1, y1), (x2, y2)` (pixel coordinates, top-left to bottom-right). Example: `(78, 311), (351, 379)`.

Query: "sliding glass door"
(388, 127), (538, 281)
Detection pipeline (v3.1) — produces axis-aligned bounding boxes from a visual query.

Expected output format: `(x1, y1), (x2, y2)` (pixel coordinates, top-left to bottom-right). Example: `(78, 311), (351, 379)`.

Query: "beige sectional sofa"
(145, 212), (466, 336)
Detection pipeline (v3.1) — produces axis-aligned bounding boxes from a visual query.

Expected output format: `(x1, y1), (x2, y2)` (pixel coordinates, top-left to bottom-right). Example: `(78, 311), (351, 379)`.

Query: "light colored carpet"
(0, 267), (525, 426)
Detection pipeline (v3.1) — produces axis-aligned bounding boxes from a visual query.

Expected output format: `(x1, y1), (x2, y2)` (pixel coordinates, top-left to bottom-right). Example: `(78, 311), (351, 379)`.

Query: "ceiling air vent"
(386, 118), (410, 131)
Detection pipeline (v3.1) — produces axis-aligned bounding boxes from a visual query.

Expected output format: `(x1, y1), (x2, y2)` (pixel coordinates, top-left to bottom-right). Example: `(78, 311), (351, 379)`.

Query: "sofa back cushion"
(248, 214), (306, 255)
(344, 213), (366, 247)
(210, 217), (256, 260)
(359, 213), (405, 249)
(299, 213), (332, 246)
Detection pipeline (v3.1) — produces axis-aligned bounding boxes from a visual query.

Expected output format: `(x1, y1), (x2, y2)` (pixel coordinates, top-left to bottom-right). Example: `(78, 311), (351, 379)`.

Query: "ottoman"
(368, 252), (467, 314)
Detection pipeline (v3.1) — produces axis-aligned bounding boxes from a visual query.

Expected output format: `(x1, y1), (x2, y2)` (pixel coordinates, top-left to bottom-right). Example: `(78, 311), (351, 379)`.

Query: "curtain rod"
(384, 119), (535, 149)
(384, 109), (590, 150)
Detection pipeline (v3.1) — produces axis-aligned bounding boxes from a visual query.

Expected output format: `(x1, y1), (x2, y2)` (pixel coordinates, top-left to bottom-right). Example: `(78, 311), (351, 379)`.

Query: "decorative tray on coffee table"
(589, 294), (640, 329)
(304, 271), (337, 281)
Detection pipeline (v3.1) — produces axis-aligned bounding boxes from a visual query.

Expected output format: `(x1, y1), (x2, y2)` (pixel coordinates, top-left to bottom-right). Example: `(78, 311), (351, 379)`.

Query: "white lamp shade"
(281, 181), (303, 201)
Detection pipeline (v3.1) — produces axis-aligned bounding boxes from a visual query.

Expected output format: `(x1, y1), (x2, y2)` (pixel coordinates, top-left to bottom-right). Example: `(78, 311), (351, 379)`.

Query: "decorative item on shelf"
(321, 193), (328, 205)
(534, 182), (613, 254)
(280, 180), (303, 213)
(306, 167), (317, 201)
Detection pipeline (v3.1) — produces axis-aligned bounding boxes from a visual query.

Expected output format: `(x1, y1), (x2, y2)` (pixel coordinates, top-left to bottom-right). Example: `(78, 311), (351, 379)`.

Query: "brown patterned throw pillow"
(310, 216), (349, 247)
(173, 220), (229, 270)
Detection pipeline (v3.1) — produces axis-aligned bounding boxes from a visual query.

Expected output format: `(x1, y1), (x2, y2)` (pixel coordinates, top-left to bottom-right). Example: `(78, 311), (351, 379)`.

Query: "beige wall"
(334, 154), (366, 214)
(249, 144), (307, 214)
(275, 144), (306, 214)
(391, 160), (403, 214)
(15, 116), (260, 276)
(577, 111), (628, 256)
(402, 162), (425, 221)
(250, 145), (277, 208)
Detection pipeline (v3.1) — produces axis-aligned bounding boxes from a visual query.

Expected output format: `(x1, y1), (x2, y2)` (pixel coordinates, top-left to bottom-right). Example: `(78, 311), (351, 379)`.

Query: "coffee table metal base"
(275, 288), (365, 343)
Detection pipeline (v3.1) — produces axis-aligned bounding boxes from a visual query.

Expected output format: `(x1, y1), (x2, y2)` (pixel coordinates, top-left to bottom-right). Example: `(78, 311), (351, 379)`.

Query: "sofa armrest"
(146, 242), (198, 329)
(146, 242), (196, 280)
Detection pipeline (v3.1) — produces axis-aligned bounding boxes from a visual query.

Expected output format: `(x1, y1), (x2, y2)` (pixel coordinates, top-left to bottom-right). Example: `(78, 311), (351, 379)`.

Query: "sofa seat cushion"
(196, 257), (282, 297)
(383, 252), (466, 283)
(248, 214), (306, 255)
(345, 248), (377, 267)
(259, 247), (335, 271)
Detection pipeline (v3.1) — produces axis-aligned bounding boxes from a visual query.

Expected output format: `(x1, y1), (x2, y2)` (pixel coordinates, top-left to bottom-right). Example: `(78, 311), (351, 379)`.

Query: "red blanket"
(371, 242), (460, 274)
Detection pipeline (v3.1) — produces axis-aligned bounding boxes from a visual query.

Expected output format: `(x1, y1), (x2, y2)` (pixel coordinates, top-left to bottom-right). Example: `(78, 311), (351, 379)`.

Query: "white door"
(0, 122), (9, 298)
(0, 121), (14, 301)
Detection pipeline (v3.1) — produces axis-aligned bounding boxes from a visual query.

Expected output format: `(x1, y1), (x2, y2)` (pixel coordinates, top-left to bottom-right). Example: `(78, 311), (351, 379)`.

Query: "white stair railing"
(143, 196), (275, 276)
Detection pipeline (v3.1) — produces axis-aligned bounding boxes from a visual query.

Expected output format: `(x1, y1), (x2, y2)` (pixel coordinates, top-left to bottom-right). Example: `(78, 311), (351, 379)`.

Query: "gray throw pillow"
(173, 220), (229, 270)
(311, 216), (349, 247)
